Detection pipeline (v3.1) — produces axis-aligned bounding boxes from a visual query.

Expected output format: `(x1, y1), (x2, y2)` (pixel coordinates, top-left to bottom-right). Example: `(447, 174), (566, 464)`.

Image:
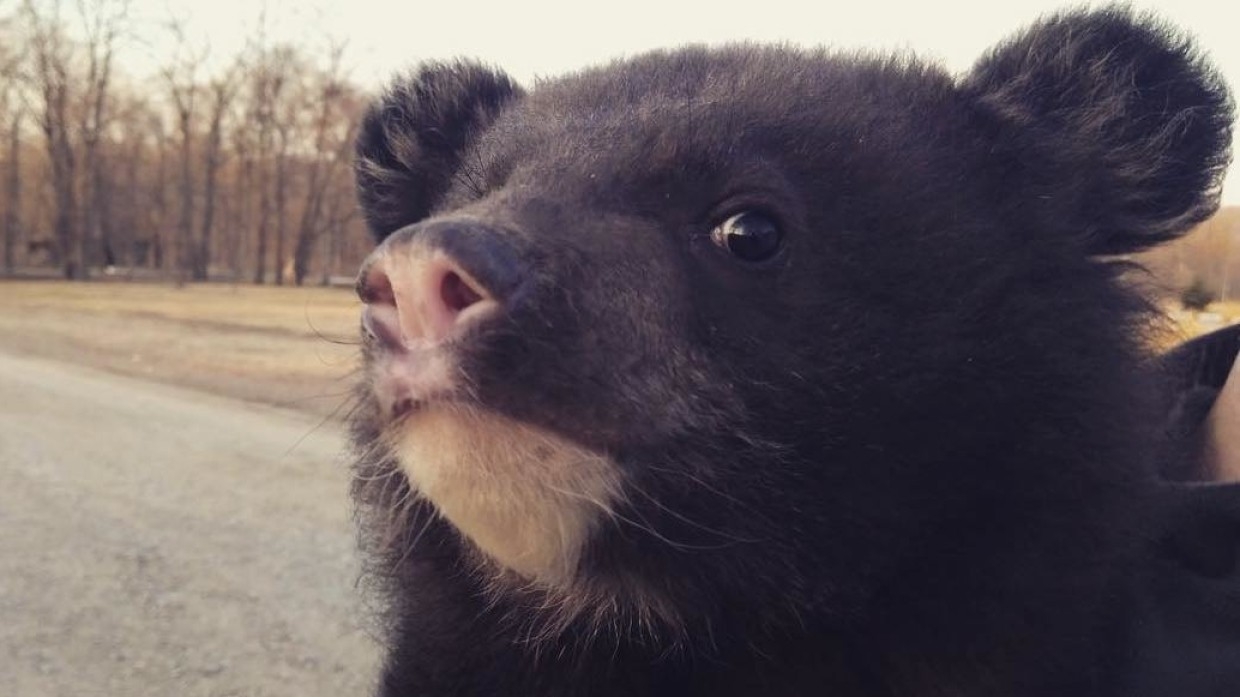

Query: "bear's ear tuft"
(963, 7), (1234, 255)
(355, 61), (523, 241)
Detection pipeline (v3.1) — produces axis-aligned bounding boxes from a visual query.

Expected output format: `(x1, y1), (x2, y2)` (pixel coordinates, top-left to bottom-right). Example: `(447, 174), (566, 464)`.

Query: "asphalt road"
(0, 351), (380, 696)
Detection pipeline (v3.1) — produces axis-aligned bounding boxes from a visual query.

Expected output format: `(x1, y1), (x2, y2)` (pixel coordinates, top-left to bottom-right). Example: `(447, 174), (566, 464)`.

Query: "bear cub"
(349, 7), (1233, 697)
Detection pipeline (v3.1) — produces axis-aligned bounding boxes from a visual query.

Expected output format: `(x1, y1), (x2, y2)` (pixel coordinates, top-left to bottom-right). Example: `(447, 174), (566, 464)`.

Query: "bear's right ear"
(355, 61), (523, 242)
(962, 8), (1233, 256)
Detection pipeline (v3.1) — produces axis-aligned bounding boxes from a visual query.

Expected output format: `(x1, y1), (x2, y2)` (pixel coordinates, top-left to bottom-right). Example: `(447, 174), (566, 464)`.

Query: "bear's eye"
(710, 211), (783, 263)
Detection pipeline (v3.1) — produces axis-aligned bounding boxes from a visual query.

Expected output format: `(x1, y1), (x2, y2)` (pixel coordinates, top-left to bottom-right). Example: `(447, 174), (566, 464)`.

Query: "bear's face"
(351, 9), (1232, 643)
(356, 54), (971, 595)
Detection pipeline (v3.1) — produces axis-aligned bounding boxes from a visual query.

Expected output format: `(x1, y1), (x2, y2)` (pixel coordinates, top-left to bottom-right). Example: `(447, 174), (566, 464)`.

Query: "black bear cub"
(348, 7), (1233, 696)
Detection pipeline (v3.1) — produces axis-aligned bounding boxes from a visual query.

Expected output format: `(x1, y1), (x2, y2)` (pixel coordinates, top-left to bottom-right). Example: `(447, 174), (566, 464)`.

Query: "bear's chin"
(386, 403), (624, 585)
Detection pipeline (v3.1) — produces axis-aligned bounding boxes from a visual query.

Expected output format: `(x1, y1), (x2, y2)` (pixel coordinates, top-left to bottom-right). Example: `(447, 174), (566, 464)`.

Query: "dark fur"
(349, 7), (1234, 696)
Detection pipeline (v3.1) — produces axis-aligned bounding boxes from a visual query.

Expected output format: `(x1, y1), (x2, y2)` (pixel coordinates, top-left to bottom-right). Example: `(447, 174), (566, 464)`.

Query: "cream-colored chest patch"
(388, 404), (623, 585)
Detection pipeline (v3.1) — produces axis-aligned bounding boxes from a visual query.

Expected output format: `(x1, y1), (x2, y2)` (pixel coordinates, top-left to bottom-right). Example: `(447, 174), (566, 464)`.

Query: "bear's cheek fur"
(385, 403), (624, 584)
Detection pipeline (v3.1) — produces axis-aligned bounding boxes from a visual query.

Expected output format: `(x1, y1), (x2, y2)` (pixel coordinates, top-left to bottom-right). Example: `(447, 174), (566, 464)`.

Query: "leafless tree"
(22, 0), (79, 278)
(194, 62), (240, 280)
(1, 12), (25, 273)
(244, 44), (294, 284)
(291, 43), (356, 285)
(105, 91), (158, 268)
(76, 0), (127, 270)
(3, 111), (21, 273)
(227, 103), (256, 280)
(316, 152), (361, 285)
(149, 111), (170, 270)
(161, 16), (204, 282)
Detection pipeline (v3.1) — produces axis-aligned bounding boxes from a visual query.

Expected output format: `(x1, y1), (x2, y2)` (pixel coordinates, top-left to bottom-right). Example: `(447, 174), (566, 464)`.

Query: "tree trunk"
(232, 152), (253, 280)
(152, 131), (169, 271)
(50, 139), (78, 279)
(94, 155), (116, 266)
(292, 188), (324, 285)
(253, 158), (271, 285)
(3, 114), (20, 273)
(196, 125), (223, 281)
(197, 169), (219, 280)
(252, 115), (273, 285)
(120, 137), (141, 266)
(273, 141), (288, 286)
(176, 109), (193, 283)
(42, 80), (80, 278)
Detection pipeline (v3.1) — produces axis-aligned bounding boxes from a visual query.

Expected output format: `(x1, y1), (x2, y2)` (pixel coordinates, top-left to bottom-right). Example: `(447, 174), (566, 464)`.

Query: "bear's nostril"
(441, 270), (486, 315)
(358, 260), (396, 306)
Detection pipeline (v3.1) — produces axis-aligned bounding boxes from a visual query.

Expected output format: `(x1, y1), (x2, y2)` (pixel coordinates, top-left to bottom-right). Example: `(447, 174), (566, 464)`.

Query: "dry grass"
(0, 280), (363, 417)
(2, 279), (359, 333)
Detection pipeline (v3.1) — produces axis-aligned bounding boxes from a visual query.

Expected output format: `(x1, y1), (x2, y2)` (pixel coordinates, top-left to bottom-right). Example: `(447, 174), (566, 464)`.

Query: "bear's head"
(350, 6), (1232, 652)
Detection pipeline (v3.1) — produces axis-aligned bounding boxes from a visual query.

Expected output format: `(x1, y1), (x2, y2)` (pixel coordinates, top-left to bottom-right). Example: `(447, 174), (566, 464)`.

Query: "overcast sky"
(119, 0), (1239, 203)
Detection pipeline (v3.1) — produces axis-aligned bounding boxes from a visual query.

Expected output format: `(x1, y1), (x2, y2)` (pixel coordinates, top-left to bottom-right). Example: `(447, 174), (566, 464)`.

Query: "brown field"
(0, 280), (362, 417)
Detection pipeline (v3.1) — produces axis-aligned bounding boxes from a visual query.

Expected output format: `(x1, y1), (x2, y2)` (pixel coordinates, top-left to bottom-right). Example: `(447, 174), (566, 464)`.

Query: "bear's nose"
(356, 220), (525, 349)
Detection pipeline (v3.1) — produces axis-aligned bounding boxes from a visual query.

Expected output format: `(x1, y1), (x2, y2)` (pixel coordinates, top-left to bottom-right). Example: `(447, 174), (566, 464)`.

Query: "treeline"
(0, 0), (375, 284)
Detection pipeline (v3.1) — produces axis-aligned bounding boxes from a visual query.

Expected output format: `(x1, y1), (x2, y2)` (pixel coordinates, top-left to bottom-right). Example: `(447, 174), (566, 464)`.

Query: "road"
(0, 351), (380, 697)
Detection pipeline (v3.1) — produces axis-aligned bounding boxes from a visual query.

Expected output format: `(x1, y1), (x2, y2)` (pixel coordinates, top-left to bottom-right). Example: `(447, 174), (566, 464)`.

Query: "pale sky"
(119, 0), (1239, 203)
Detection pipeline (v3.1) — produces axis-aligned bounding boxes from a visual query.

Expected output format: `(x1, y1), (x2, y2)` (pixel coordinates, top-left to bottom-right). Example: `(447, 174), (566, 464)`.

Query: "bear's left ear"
(962, 7), (1234, 255)
(355, 61), (524, 241)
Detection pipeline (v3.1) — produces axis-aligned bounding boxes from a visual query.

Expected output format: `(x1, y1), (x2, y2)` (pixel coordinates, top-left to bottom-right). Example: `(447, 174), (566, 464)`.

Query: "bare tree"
(76, 0), (126, 271)
(1, 13), (25, 273)
(316, 152), (360, 285)
(244, 43), (294, 284)
(23, 0), (80, 278)
(270, 48), (301, 286)
(149, 111), (170, 270)
(161, 17), (204, 282)
(227, 102), (255, 280)
(3, 111), (21, 273)
(194, 62), (240, 280)
(104, 90), (156, 268)
(291, 44), (354, 285)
